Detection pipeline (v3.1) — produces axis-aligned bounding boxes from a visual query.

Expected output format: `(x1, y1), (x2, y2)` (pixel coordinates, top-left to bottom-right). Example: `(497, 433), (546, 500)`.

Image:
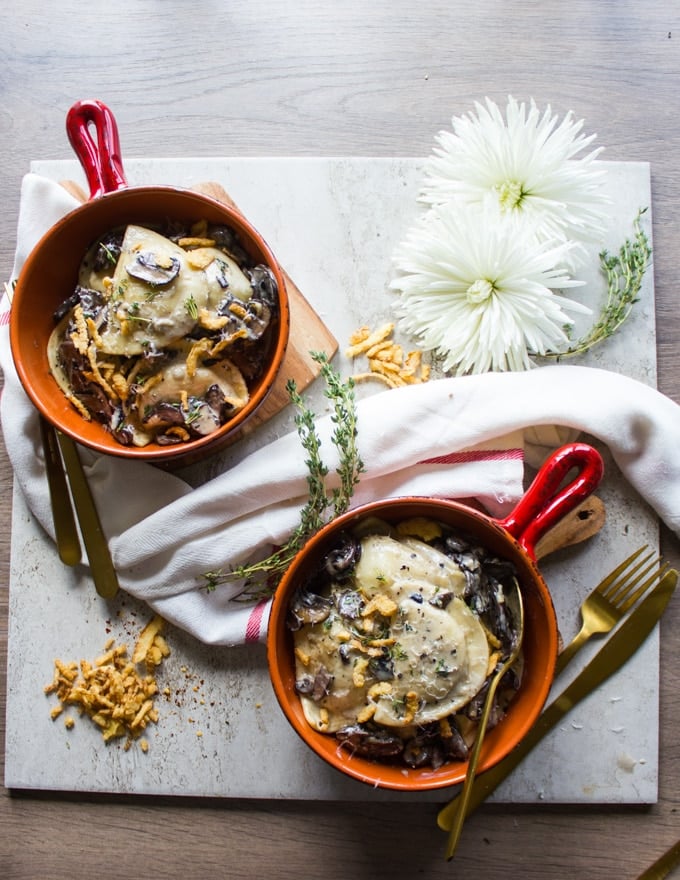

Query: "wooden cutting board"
(59, 179), (339, 445)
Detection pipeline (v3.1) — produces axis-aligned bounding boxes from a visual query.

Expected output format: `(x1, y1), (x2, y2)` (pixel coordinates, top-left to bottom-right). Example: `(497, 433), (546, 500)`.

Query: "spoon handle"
(445, 651), (513, 860)
(56, 431), (120, 599)
(39, 416), (82, 566)
(445, 586), (524, 860)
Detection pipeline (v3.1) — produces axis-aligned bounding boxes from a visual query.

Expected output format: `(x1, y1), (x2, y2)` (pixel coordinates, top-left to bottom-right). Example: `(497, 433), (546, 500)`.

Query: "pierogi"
(289, 520), (522, 769)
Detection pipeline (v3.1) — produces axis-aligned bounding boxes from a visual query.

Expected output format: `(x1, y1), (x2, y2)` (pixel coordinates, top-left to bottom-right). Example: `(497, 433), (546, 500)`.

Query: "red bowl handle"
(66, 99), (128, 199)
(497, 442), (604, 561)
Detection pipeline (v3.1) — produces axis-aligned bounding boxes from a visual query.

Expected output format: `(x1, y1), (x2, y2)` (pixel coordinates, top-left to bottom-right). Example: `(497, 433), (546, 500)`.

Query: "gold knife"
(56, 431), (120, 599)
(39, 415), (82, 566)
(438, 567), (678, 832)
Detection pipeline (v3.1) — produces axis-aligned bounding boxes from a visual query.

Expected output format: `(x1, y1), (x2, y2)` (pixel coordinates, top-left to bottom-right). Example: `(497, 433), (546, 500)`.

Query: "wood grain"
(2, 3), (680, 879)
(192, 181), (338, 434)
(535, 497), (607, 561)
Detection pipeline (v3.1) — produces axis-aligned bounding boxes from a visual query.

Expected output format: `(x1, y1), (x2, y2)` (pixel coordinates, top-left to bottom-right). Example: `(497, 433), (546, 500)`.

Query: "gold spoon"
(445, 581), (524, 860)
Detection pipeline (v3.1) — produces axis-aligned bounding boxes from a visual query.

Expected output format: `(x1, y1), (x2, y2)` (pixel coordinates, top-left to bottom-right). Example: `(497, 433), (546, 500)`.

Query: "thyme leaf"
(185, 294), (199, 320)
(202, 352), (365, 599)
(543, 209), (652, 359)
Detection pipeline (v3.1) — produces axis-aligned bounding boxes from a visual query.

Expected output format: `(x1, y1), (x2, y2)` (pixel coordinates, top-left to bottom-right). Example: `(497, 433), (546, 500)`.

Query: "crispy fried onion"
(346, 323), (431, 387)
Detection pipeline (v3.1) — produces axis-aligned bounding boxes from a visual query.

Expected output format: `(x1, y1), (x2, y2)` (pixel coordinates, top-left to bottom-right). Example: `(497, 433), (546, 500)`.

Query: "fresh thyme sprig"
(324, 358), (363, 517)
(202, 352), (365, 599)
(543, 209), (652, 358)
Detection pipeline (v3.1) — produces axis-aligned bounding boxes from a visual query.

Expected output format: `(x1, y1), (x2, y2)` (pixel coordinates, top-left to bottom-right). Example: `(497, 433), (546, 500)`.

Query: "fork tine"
(603, 552), (658, 602)
(555, 546), (663, 680)
(599, 548), (654, 599)
(594, 545), (647, 597)
(613, 562), (670, 613)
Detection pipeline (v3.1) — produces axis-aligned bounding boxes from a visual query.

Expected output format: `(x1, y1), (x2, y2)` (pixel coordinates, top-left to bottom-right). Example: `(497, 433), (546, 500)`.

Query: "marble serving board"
(4, 157), (660, 803)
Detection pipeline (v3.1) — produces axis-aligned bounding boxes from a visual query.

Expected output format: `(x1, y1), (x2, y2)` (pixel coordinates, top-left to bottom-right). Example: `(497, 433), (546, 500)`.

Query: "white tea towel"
(2, 174), (680, 646)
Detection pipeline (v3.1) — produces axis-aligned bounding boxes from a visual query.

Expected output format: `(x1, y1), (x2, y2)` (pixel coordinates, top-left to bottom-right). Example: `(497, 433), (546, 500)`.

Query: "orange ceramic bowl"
(10, 100), (289, 466)
(267, 442), (604, 791)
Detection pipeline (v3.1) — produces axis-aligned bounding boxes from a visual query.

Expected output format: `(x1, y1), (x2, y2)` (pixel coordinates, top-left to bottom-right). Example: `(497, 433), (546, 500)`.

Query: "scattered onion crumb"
(346, 323), (430, 387)
(44, 615), (170, 751)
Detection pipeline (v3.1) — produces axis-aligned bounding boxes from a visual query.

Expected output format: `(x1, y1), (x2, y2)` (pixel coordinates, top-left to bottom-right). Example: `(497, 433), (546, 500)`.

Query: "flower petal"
(391, 199), (590, 375)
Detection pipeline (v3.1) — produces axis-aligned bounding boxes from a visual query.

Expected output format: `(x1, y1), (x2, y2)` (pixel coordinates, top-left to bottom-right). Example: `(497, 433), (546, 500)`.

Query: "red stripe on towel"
(245, 598), (269, 643)
(420, 448), (523, 466)
(0, 309), (10, 326)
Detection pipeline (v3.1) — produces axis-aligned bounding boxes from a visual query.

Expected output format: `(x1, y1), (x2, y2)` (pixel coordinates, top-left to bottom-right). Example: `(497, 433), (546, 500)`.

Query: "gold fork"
(554, 545), (669, 676)
(437, 564), (676, 836)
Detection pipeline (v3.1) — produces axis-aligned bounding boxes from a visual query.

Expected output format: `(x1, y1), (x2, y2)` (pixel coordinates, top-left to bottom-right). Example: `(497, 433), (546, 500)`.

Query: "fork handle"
(554, 626), (592, 676)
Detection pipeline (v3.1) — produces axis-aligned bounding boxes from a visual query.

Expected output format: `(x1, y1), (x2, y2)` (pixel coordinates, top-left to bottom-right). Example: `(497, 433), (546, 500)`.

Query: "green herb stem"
(202, 352), (365, 600)
(543, 209), (651, 358)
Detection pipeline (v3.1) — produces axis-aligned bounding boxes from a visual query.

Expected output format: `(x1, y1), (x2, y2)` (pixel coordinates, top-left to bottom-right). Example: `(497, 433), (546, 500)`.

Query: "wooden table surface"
(2, 3), (680, 878)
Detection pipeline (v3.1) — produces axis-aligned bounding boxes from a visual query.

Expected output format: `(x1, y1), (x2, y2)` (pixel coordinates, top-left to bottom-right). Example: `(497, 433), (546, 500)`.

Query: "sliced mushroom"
(141, 402), (186, 431)
(204, 383), (238, 424)
(93, 230), (124, 271)
(287, 586), (332, 630)
(335, 725), (404, 759)
(77, 229), (125, 292)
(211, 259), (232, 289)
(247, 264), (278, 306)
(402, 735), (437, 769)
(294, 665), (334, 702)
(242, 299), (272, 341)
(49, 334), (114, 426)
(368, 654), (395, 682)
(335, 589), (364, 620)
(323, 533), (361, 581)
(126, 251), (181, 286)
(52, 286), (106, 324)
(207, 224), (249, 265)
(429, 590), (455, 609)
(338, 643), (353, 665)
(182, 399), (220, 436)
(441, 721), (470, 761)
(110, 408), (138, 447)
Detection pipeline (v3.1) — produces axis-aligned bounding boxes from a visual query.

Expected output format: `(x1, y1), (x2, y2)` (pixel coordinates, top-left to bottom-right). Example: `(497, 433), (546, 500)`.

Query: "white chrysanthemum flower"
(421, 96), (609, 253)
(391, 200), (591, 375)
